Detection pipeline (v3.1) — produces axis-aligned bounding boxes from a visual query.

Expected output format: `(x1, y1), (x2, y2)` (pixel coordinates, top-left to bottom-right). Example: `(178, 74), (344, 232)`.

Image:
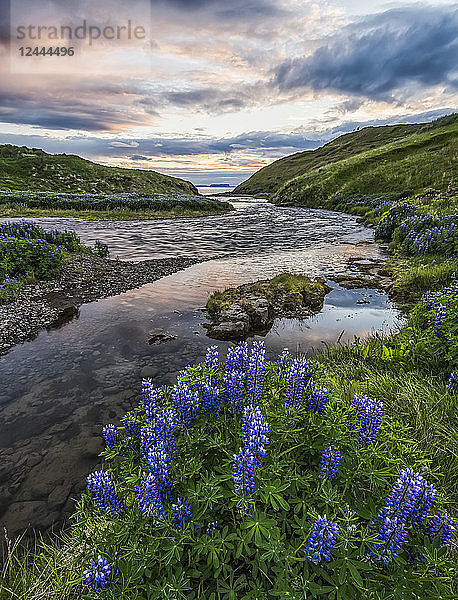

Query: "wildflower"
(320, 448), (341, 482)
(246, 341), (266, 405)
(171, 499), (193, 529)
(134, 472), (166, 519)
(86, 470), (124, 518)
(102, 424), (118, 449)
(222, 369), (245, 413)
(349, 394), (383, 447)
(142, 379), (161, 422)
(146, 442), (173, 499)
(171, 383), (200, 430)
(242, 404), (270, 464)
(206, 521), (218, 536)
(225, 342), (250, 373)
(84, 555), (120, 592)
(233, 446), (256, 496)
(426, 513), (457, 546)
(432, 304), (446, 337)
(283, 359), (313, 409)
(205, 345), (219, 385)
(447, 372), (457, 391)
(304, 515), (339, 563)
(308, 387), (329, 415)
(122, 414), (141, 439)
(371, 516), (409, 564)
(140, 425), (155, 458)
(195, 381), (221, 414)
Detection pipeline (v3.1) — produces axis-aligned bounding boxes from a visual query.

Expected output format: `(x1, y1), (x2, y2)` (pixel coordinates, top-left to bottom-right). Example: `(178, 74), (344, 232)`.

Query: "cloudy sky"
(0, 0), (456, 185)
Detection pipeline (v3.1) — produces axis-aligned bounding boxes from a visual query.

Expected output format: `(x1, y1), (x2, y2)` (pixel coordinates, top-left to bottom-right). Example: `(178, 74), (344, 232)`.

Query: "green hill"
(0, 145), (198, 195)
(234, 114), (457, 200)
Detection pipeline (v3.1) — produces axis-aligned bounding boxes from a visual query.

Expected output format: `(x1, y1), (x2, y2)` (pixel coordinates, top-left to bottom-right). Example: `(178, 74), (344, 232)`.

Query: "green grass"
(0, 145), (198, 195)
(234, 114), (457, 199)
(0, 204), (232, 221)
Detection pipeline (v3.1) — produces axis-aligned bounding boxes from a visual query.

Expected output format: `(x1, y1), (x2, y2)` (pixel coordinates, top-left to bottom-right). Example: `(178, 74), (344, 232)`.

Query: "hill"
(0, 145), (198, 195)
(234, 114), (457, 198)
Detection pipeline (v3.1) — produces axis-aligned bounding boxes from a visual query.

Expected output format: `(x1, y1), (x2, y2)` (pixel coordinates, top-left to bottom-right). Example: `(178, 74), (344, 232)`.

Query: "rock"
(47, 483), (72, 510)
(205, 320), (249, 340)
(147, 332), (177, 345)
(141, 366), (159, 379)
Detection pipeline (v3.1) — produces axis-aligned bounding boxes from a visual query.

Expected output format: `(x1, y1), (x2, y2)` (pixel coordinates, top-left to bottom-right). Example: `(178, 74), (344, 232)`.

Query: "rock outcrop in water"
(204, 273), (331, 340)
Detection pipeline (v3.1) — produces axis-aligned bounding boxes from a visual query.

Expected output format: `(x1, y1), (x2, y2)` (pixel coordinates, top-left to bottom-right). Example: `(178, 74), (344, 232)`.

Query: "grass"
(0, 145), (198, 195)
(0, 205), (233, 221)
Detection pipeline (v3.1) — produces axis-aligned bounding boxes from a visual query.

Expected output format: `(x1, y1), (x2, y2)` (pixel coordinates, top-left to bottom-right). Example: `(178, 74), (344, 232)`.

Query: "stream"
(0, 196), (403, 535)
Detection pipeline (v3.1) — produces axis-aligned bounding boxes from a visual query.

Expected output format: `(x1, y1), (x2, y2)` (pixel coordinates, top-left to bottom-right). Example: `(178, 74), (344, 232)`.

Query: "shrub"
(0, 237), (66, 280)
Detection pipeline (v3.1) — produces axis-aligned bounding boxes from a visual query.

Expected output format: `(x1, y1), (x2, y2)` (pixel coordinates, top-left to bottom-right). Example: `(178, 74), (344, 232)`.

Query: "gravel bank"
(0, 253), (203, 356)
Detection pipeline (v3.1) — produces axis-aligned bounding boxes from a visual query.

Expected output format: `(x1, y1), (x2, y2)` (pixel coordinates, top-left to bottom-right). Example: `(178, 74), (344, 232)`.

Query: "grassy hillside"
(274, 116), (457, 207)
(234, 115), (457, 198)
(0, 145), (198, 195)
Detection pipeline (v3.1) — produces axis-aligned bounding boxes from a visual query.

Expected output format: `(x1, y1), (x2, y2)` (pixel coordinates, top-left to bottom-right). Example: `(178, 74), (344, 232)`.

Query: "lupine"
(172, 383), (200, 430)
(195, 382), (221, 414)
(283, 358), (313, 409)
(134, 472), (166, 519)
(146, 442), (173, 499)
(232, 446), (256, 496)
(205, 345), (219, 385)
(154, 410), (177, 458)
(426, 513), (457, 546)
(84, 556), (120, 592)
(349, 394), (383, 446)
(277, 348), (292, 377)
(371, 517), (409, 564)
(142, 379), (161, 422)
(320, 448), (341, 482)
(122, 414), (141, 439)
(225, 342), (250, 373)
(447, 372), (457, 391)
(304, 515), (339, 563)
(140, 425), (155, 458)
(222, 369), (245, 413)
(102, 424), (118, 449)
(246, 341), (266, 405)
(87, 470), (124, 518)
(432, 304), (446, 337)
(242, 404), (270, 464)
(171, 499), (193, 529)
(206, 521), (218, 536)
(308, 387), (329, 415)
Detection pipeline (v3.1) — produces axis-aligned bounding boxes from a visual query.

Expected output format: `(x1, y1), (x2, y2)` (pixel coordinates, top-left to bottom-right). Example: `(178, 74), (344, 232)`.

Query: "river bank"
(0, 253), (203, 356)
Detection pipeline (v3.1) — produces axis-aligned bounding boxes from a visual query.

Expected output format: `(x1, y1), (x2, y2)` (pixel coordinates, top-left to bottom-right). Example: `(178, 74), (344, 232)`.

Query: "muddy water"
(0, 198), (403, 535)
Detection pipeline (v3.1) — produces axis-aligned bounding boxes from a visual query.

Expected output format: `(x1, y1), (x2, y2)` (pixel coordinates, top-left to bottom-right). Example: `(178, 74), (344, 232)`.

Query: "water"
(0, 198), (403, 534)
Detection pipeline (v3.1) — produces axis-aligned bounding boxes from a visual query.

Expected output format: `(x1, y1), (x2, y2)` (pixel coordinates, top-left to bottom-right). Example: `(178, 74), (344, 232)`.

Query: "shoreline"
(0, 253), (205, 357)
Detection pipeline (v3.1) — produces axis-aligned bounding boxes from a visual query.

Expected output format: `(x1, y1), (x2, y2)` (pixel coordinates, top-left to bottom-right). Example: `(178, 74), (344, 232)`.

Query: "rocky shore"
(0, 253), (202, 356)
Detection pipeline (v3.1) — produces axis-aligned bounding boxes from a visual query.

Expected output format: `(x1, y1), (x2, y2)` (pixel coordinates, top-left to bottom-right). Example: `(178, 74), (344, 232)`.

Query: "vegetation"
(0, 145), (198, 195)
(234, 114), (457, 200)
(207, 273), (330, 315)
(0, 220), (107, 304)
(0, 190), (233, 220)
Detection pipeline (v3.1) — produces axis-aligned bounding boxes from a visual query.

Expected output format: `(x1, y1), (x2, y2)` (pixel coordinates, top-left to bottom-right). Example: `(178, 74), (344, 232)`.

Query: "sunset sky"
(0, 0), (456, 185)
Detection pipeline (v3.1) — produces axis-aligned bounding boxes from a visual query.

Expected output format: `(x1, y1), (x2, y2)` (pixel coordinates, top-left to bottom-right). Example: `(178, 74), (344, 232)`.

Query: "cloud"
(151, 0), (283, 20)
(274, 5), (458, 101)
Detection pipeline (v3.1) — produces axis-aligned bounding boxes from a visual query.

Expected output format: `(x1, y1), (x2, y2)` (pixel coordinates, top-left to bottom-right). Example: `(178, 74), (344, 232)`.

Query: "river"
(0, 196), (403, 535)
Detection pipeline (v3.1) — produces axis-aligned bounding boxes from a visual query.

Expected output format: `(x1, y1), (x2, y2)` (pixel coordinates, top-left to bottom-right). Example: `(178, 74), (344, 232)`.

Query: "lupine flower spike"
(304, 515), (339, 563)
(320, 448), (341, 482)
(84, 556), (120, 591)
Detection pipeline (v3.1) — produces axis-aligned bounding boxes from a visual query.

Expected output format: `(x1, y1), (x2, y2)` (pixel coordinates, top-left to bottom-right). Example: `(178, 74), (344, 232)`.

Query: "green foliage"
(0, 145), (198, 195)
(67, 360), (457, 599)
(0, 238), (66, 280)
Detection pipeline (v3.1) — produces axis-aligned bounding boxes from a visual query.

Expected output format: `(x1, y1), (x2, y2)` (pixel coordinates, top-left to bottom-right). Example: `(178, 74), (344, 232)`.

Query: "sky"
(0, 0), (456, 186)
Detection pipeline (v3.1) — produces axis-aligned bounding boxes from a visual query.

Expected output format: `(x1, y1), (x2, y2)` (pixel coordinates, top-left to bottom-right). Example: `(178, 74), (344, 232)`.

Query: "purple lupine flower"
(206, 521), (218, 536)
(195, 382), (221, 414)
(304, 515), (339, 563)
(320, 448), (341, 482)
(140, 425), (155, 458)
(283, 358), (313, 409)
(102, 424), (118, 449)
(171, 382), (200, 430)
(86, 470), (124, 518)
(426, 513), (457, 546)
(146, 441), (173, 499)
(245, 341), (266, 405)
(154, 410), (177, 459)
(171, 499), (193, 529)
(142, 379), (161, 422)
(349, 394), (383, 446)
(122, 414), (141, 439)
(225, 342), (250, 373)
(134, 472), (166, 519)
(371, 516), (409, 565)
(242, 404), (270, 464)
(447, 372), (457, 391)
(222, 369), (245, 413)
(308, 387), (329, 415)
(232, 446), (256, 496)
(84, 556), (120, 592)
(205, 345), (219, 385)
(432, 304), (446, 337)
